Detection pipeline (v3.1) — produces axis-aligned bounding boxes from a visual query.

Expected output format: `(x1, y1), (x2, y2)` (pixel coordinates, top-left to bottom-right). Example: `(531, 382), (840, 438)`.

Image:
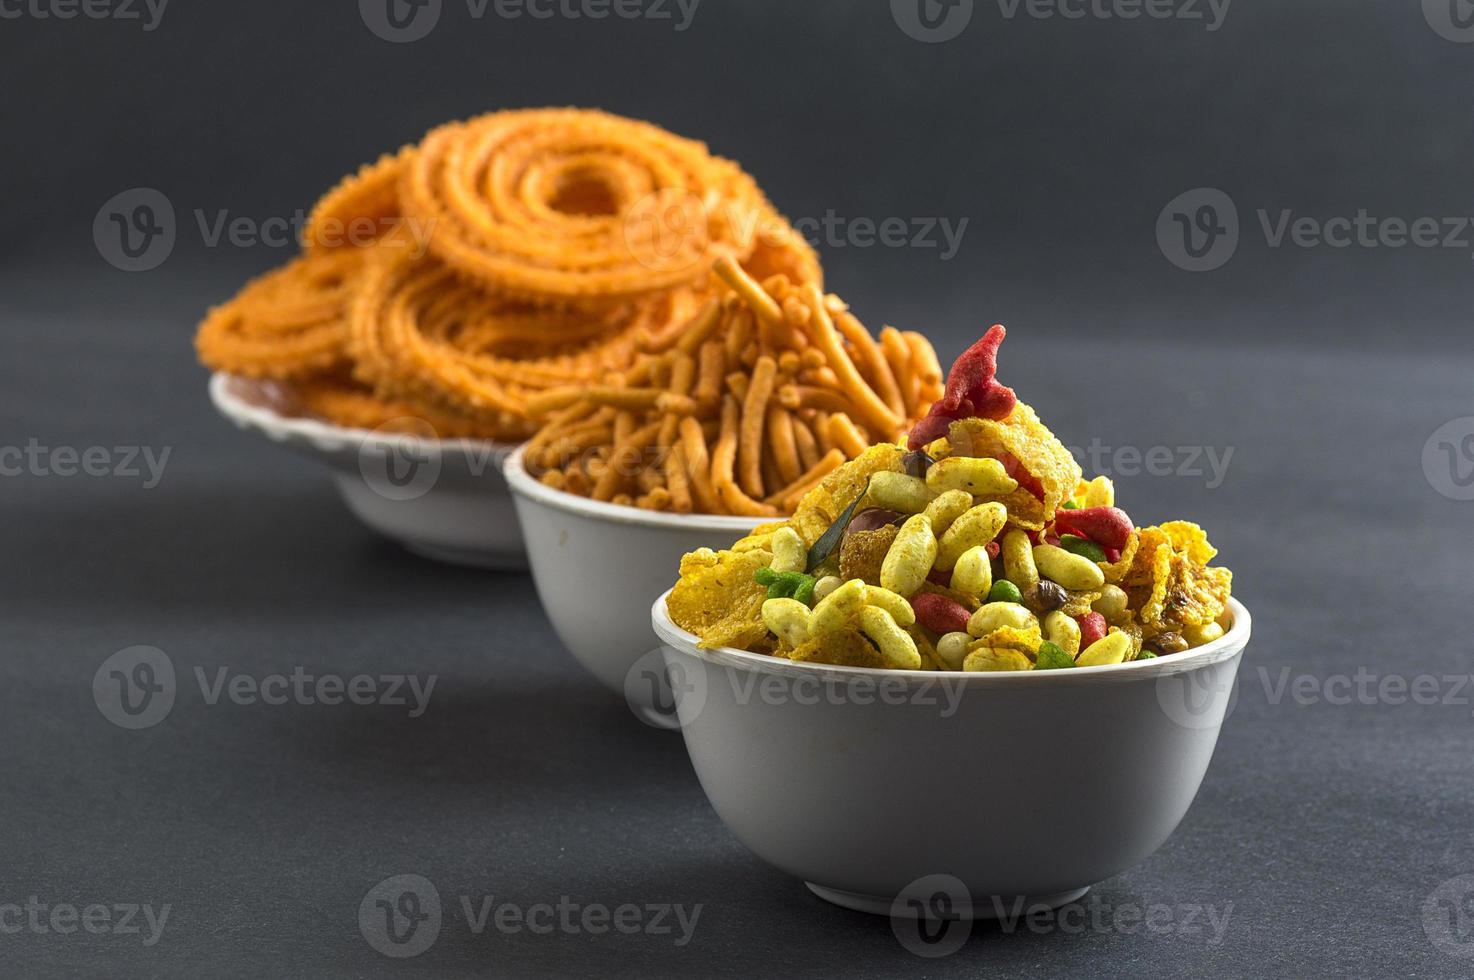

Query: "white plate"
(208, 373), (524, 568)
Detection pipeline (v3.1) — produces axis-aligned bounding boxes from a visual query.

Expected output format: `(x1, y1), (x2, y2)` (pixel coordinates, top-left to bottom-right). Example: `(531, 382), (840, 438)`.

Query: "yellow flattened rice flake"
(1123, 525), (1231, 629)
(668, 547), (773, 650)
(787, 628), (890, 669)
(1100, 529), (1139, 584)
(838, 525), (898, 586)
(970, 624), (1043, 658)
(944, 402), (1082, 523)
(963, 647), (1033, 672)
(1158, 520), (1218, 564)
(910, 627), (947, 671)
(1059, 589), (1102, 618)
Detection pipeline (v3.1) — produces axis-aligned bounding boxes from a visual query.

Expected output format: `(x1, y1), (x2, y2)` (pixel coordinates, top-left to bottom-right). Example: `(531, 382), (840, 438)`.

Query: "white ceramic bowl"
(651, 592), (1251, 917)
(503, 445), (765, 718)
(209, 373), (524, 568)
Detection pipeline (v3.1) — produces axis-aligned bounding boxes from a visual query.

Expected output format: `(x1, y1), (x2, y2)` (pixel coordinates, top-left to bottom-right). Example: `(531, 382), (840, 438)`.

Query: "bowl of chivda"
(649, 327), (1250, 914)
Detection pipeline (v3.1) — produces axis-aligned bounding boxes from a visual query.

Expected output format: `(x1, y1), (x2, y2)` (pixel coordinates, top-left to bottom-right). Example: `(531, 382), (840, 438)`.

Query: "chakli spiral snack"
(399, 108), (803, 305)
(303, 146), (417, 250)
(521, 257), (944, 515)
(196, 108), (823, 442)
(195, 247), (365, 379)
(346, 243), (709, 441)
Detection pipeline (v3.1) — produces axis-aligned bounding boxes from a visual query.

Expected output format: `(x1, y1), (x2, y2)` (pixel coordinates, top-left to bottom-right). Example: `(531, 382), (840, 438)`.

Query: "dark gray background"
(3, 0), (1473, 976)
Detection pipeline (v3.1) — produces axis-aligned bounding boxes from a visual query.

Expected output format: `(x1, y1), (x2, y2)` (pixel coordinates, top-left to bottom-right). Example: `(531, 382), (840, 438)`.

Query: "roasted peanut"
(1092, 584), (1129, 624)
(769, 526), (808, 574)
(1184, 622), (1225, 647)
(936, 631), (972, 670)
(1076, 630), (1133, 667)
(950, 545), (993, 598)
(1042, 610), (1081, 656)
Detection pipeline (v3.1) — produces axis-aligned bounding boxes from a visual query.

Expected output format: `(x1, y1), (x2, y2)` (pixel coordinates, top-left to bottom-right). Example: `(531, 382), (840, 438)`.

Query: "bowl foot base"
(403, 541), (528, 571)
(805, 882), (1091, 919)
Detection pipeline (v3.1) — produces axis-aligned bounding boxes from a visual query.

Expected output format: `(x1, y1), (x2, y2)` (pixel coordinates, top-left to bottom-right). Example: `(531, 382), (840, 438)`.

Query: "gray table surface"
(2, 261), (1470, 979)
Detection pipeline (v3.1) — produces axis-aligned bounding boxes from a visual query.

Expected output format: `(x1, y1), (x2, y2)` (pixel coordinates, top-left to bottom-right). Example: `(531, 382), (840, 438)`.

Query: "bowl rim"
(652, 590), (1250, 686)
(208, 371), (519, 458)
(503, 443), (771, 532)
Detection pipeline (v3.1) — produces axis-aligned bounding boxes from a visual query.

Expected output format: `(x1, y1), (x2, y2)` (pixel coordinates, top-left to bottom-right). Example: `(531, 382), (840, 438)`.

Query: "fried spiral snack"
(197, 108), (829, 444)
(399, 108), (797, 305)
(195, 248), (364, 379)
(522, 258), (944, 515)
(304, 146), (416, 250)
(347, 244), (708, 441)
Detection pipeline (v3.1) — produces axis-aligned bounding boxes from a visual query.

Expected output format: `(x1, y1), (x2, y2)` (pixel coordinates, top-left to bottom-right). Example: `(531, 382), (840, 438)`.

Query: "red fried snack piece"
(908, 325), (1017, 449)
(1053, 506), (1135, 551)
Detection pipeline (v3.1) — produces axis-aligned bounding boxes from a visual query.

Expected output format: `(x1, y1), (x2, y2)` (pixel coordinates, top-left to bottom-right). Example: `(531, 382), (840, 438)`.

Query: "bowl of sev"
(506, 256), (943, 713)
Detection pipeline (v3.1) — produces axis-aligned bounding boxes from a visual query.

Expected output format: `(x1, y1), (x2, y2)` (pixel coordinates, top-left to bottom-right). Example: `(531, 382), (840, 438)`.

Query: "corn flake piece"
(1100, 530), (1140, 584)
(969, 623), (1043, 658)
(1059, 589), (1102, 618)
(790, 444), (906, 547)
(1123, 525), (1232, 629)
(787, 627), (891, 668)
(839, 525), (899, 586)
(945, 403), (1082, 526)
(668, 547), (773, 650)
(910, 627), (947, 671)
(963, 647), (1033, 672)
